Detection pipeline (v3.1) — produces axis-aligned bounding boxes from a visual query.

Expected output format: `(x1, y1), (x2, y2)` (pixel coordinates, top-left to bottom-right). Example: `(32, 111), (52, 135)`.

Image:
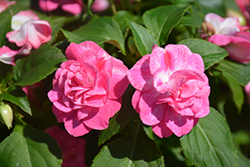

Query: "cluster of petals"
(0, 0), (15, 13)
(202, 13), (250, 64)
(91, 0), (109, 12)
(39, 0), (84, 15)
(235, 0), (250, 27)
(45, 126), (87, 167)
(48, 41), (129, 137)
(6, 10), (52, 50)
(127, 44), (210, 138)
(0, 45), (30, 65)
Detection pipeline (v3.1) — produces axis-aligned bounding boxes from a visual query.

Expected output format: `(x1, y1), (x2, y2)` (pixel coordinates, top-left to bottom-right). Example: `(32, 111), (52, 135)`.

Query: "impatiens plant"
(0, 0), (250, 167)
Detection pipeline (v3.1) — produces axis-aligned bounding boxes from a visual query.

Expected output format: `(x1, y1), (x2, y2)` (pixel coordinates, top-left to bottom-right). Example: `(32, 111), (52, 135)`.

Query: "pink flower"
(91, 0), (109, 12)
(202, 13), (250, 64)
(0, 45), (30, 65)
(235, 0), (250, 26)
(45, 126), (87, 167)
(127, 44), (210, 138)
(48, 41), (129, 137)
(39, 0), (84, 15)
(6, 10), (52, 49)
(0, 0), (16, 13)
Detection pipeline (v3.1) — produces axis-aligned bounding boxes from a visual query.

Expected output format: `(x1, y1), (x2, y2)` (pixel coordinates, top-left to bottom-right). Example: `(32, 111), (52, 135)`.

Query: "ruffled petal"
(127, 54), (153, 91)
(165, 107), (199, 137)
(152, 120), (173, 138)
(109, 57), (129, 99)
(83, 98), (121, 130)
(64, 118), (92, 137)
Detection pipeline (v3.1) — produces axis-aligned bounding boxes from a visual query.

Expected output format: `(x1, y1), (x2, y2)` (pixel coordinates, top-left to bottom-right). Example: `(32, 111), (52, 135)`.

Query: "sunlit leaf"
(143, 5), (189, 45)
(3, 86), (31, 116)
(180, 107), (238, 167)
(13, 45), (66, 86)
(61, 17), (125, 54)
(127, 20), (159, 56)
(0, 124), (62, 167)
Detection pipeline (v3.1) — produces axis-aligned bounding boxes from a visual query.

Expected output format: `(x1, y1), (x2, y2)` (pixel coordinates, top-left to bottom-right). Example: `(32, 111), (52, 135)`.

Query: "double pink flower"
(6, 10), (52, 50)
(202, 13), (250, 63)
(127, 44), (210, 138)
(48, 41), (129, 137)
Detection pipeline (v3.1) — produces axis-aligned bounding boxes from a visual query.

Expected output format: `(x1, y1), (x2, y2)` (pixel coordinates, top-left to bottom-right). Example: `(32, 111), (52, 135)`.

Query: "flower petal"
(165, 107), (199, 137)
(152, 121), (173, 138)
(64, 118), (92, 137)
(127, 54), (153, 91)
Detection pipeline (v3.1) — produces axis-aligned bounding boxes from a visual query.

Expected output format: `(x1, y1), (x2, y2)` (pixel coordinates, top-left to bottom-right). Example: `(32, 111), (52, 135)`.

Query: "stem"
(109, 0), (117, 15)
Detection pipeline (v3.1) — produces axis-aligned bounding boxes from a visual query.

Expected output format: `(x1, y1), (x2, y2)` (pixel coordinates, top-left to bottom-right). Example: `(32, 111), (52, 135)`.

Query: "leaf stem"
(109, 0), (117, 15)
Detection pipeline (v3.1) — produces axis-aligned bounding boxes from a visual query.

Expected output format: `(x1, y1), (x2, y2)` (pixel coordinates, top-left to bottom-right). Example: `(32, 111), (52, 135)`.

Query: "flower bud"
(0, 103), (13, 129)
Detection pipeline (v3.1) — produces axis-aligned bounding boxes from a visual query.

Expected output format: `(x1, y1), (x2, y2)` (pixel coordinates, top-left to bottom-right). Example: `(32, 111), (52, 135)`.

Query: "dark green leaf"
(98, 86), (136, 145)
(113, 11), (142, 33)
(0, 124), (62, 167)
(127, 20), (159, 56)
(3, 86), (31, 116)
(0, 9), (12, 47)
(61, 17), (125, 54)
(221, 73), (244, 113)
(215, 59), (250, 86)
(143, 5), (189, 45)
(13, 45), (66, 86)
(179, 13), (203, 27)
(180, 107), (238, 167)
(178, 38), (228, 70)
(93, 119), (164, 167)
(194, 0), (226, 17)
(235, 145), (250, 167)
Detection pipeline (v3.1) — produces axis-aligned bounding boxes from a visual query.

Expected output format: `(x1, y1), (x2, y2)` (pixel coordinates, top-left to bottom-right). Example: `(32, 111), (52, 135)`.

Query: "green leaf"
(127, 20), (159, 56)
(180, 107), (238, 167)
(215, 59), (250, 86)
(93, 118), (164, 167)
(194, 0), (226, 17)
(61, 17), (125, 54)
(235, 145), (250, 167)
(179, 13), (203, 27)
(98, 86), (136, 145)
(3, 86), (31, 116)
(178, 38), (228, 70)
(0, 124), (62, 167)
(143, 5), (189, 45)
(13, 44), (66, 86)
(221, 73), (244, 113)
(0, 9), (12, 47)
(113, 11), (142, 33)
